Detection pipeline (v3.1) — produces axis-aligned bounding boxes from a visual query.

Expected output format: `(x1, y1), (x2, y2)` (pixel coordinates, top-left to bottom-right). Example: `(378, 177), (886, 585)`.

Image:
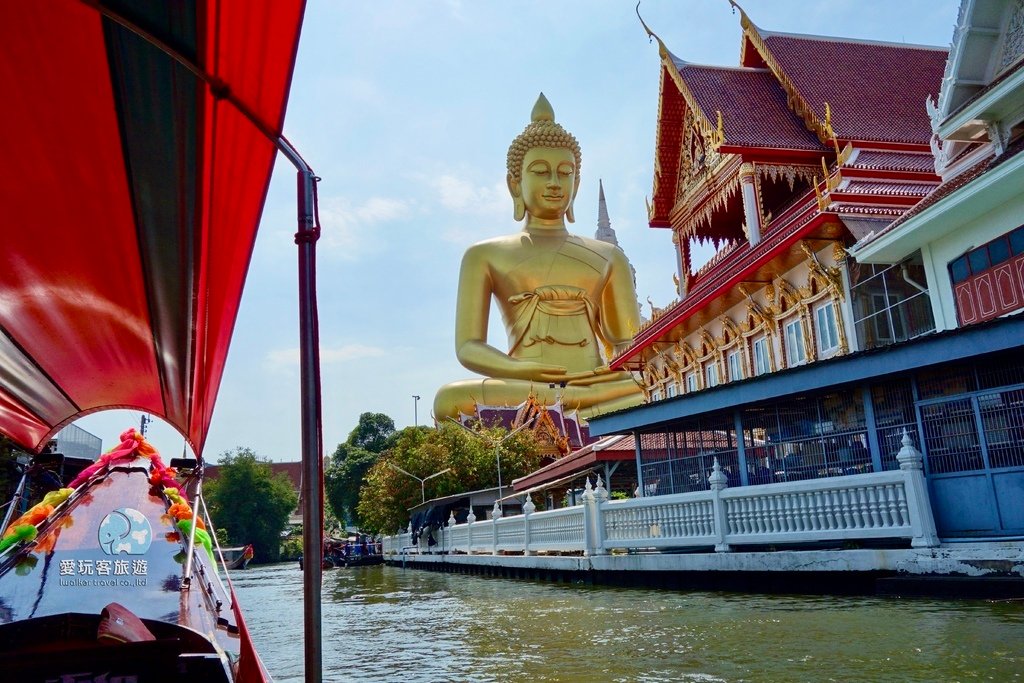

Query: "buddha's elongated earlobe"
(508, 174), (526, 221)
(565, 175), (580, 223)
(514, 196), (526, 221)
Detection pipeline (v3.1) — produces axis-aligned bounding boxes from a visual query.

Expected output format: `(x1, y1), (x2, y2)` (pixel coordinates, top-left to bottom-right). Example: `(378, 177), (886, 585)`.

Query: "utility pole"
(412, 395), (421, 426)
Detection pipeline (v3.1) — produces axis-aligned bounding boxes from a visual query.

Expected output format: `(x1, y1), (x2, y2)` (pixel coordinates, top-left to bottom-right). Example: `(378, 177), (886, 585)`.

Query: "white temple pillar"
(739, 163), (762, 246)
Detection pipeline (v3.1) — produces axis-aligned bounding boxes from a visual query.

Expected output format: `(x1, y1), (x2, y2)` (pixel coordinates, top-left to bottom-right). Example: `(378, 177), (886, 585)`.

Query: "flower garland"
(0, 428), (213, 568)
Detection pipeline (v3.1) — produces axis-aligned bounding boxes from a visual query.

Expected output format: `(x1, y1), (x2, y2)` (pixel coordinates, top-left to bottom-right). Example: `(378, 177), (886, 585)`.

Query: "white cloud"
(430, 174), (508, 217)
(317, 196), (411, 256)
(266, 344), (387, 371)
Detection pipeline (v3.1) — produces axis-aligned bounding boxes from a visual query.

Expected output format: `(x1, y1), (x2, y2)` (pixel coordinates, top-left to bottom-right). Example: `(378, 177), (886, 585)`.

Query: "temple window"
(666, 382), (678, 398)
(784, 318), (806, 366)
(705, 363), (719, 388)
(815, 301), (840, 356)
(851, 252), (935, 349)
(752, 337), (771, 376)
(685, 372), (698, 393)
(650, 388), (663, 402)
(728, 350), (744, 382)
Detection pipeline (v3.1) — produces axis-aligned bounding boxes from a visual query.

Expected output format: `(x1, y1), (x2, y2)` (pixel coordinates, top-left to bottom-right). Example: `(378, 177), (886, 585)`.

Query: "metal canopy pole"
(280, 141), (323, 683)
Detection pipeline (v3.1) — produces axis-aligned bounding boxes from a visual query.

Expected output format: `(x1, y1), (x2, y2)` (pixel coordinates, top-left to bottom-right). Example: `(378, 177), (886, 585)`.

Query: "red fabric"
(0, 4), (163, 441)
(0, 0), (305, 459)
(231, 586), (271, 683)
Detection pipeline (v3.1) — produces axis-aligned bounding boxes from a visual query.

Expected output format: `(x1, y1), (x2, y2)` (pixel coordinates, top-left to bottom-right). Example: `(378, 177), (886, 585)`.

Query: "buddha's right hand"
(504, 360), (568, 383)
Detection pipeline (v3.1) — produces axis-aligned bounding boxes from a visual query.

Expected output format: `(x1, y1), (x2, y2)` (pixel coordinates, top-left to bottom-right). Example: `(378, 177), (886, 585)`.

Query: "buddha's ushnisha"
(433, 94), (642, 421)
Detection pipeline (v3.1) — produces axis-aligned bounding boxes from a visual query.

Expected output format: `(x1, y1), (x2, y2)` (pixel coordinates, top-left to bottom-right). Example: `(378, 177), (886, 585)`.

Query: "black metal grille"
(977, 350), (1024, 391)
(637, 414), (740, 496)
(635, 346), (1024, 494)
(979, 388), (1024, 469)
(920, 398), (984, 474)
(917, 363), (977, 400)
(742, 390), (872, 483)
(870, 378), (916, 470)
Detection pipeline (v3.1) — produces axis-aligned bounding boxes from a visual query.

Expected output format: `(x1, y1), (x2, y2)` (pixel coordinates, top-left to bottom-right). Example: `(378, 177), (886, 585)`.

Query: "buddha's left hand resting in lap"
(433, 94), (642, 421)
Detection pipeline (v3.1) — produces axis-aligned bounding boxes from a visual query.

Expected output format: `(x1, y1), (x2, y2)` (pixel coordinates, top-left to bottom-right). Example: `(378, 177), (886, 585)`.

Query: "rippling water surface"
(231, 563), (1024, 682)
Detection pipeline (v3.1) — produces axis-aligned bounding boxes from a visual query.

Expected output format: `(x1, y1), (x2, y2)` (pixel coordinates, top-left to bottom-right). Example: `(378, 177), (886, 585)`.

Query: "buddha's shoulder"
(462, 234), (526, 260)
(565, 234), (627, 262)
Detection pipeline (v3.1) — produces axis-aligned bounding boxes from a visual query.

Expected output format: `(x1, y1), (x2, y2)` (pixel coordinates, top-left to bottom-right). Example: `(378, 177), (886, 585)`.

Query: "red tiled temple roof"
(205, 460), (302, 492)
(857, 137), (1024, 247)
(674, 60), (825, 151)
(512, 434), (635, 492)
(755, 32), (947, 145)
(847, 151), (937, 173)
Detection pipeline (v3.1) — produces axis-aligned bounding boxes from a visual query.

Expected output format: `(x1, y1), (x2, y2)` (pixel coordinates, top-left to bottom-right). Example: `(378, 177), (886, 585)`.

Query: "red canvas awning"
(0, 0), (306, 457)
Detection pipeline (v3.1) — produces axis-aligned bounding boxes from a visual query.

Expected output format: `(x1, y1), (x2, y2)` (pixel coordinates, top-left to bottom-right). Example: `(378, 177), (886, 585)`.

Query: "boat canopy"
(0, 0), (306, 457)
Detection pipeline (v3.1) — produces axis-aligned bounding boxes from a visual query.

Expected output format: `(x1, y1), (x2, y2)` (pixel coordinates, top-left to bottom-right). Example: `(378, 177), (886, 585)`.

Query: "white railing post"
(897, 429), (939, 548)
(523, 495), (536, 556)
(581, 478), (604, 555)
(592, 476), (609, 554)
(466, 506), (476, 553)
(447, 511), (456, 554)
(491, 501), (502, 555)
(708, 457), (731, 552)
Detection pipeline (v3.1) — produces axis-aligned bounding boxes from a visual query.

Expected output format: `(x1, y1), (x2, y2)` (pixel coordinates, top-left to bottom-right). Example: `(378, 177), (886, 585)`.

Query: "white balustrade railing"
(381, 432), (939, 557)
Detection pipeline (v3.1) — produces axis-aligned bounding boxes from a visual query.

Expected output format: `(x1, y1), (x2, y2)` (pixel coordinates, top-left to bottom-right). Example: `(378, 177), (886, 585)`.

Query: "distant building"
(205, 460), (304, 525)
(53, 424), (102, 461)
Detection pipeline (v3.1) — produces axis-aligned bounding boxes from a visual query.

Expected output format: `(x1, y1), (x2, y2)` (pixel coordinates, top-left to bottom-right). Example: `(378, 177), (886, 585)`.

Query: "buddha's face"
(519, 147), (577, 221)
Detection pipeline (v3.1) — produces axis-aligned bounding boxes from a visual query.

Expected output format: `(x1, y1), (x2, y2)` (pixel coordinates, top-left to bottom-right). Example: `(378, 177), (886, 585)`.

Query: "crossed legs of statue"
(432, 374), (642, 423)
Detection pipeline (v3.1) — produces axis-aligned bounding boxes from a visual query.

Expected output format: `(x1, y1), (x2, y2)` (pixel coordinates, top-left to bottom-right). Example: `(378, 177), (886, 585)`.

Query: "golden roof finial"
(728, 0), (752, 30)
(532, 92), (555, 123)
(636, 2), (669, 60)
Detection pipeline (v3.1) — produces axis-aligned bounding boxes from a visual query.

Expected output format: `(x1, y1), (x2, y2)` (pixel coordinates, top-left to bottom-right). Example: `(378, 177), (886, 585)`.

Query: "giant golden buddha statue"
(433, 94), (643, 422)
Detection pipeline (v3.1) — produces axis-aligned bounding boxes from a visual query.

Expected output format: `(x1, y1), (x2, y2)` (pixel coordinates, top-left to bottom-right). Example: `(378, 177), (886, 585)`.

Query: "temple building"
(584, 2), (1024, 540)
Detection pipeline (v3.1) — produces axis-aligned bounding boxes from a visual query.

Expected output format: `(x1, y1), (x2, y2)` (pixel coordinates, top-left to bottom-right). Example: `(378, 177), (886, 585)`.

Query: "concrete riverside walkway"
(384, 543), (1024, 599)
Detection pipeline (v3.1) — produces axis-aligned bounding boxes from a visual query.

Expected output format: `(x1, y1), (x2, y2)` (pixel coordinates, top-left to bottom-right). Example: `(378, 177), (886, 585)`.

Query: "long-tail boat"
(0, 2), (328, 681)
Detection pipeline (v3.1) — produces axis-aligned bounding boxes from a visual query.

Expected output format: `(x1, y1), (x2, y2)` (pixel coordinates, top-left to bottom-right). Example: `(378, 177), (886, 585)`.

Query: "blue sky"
(78, 0), (960, 462)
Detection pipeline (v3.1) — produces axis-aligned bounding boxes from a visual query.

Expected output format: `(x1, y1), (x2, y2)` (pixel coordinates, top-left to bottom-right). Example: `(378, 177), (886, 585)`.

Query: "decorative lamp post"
(387, 463), (452, 505)
(448, 419), (529, 513)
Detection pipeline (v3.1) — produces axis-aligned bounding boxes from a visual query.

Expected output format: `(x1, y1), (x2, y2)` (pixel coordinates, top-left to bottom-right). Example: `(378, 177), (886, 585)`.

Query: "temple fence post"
(491, 501), (502, 556)
(897, 430), (940, 548)
(708, 458), (731, 552)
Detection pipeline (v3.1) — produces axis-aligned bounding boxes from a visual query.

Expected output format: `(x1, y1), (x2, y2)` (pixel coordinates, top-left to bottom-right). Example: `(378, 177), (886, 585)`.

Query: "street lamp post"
(448, 419), (529, 512)
(412, 395), (420, 426)
(387, 463), (452, 504)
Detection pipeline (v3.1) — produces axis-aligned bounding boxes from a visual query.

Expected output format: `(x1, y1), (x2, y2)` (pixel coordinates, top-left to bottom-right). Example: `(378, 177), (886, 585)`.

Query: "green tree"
(324, 412), (398, 528)
(324, 442), (376, 528)
(346, 412), (395, 453)
(356, 423), (541, 534)
(204, 447), (297, 563)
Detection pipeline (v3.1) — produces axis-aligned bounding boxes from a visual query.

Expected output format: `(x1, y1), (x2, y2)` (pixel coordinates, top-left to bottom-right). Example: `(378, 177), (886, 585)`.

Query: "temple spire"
(594, 179), (619, 247)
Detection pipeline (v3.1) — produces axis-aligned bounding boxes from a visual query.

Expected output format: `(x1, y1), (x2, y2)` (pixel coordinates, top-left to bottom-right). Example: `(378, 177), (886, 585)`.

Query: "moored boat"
(0, 0), (319, 680)
(222, 544), (256, 571)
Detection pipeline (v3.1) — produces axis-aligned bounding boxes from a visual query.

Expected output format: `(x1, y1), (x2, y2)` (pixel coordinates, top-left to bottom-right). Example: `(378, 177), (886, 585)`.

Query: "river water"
(232, 562), (1023, 682)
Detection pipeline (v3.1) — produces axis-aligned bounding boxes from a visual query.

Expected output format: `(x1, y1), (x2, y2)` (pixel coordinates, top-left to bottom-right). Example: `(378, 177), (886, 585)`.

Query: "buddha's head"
(506, 93), (582, 224)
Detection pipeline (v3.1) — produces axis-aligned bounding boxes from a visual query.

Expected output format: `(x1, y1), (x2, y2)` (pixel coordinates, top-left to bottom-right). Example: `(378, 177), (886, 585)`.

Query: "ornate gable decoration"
(513, 394), (570, 456)
(730, 1), (833, 145)
(640, 13), (726, 154)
